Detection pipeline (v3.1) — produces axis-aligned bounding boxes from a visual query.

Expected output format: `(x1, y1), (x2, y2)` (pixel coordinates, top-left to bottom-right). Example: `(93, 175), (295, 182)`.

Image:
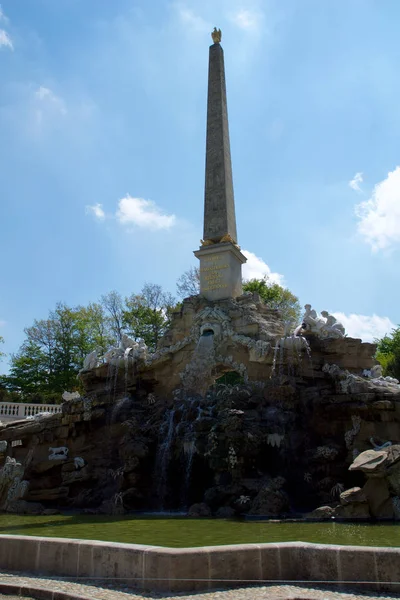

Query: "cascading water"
(155, 409), (175, 509)
(124, 347), (132, 396)
(270, 328), (312, 379)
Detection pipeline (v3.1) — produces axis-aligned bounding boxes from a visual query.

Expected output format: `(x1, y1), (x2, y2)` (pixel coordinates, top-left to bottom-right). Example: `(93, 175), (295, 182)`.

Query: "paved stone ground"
(0, 572), (399, 600)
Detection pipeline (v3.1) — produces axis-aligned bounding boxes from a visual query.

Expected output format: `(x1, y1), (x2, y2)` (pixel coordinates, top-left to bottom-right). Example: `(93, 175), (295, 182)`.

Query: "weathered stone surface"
(340, 487), (367, 506)
(203, 43), (237, 244)
(249, 486), (289, 516)
(27, 486), (69, 501)
(188, 502), (212, 517)
(334, 503), (370, 519)
(362, 478), (392, 518)
(215, 506), (235, 518)
(307, 506), (335, 519)
(349, 450), (388, 475)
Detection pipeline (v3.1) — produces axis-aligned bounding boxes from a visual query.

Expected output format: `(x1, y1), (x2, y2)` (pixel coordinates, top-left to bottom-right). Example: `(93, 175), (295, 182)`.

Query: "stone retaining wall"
(0, 536), (398, 593)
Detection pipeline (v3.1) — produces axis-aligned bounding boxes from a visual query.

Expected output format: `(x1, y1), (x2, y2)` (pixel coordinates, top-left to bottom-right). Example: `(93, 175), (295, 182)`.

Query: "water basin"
(0, 515), (398, 547)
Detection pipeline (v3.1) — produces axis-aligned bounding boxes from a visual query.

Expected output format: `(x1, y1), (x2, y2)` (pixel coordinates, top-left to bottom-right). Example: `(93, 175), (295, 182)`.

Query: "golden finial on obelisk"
(211, 27), (221, 44)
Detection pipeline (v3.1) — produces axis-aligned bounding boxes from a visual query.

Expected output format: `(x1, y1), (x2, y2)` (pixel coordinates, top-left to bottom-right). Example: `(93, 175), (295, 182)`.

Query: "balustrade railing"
(0, 402), (62, 422)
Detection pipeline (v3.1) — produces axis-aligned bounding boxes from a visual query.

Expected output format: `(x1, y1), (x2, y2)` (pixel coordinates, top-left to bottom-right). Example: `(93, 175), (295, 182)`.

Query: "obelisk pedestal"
(195, 29), (246, 301)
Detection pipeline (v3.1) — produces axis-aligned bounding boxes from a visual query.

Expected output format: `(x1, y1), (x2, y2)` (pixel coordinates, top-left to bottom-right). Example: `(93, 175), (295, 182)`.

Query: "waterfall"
(155, 409), (175, 509)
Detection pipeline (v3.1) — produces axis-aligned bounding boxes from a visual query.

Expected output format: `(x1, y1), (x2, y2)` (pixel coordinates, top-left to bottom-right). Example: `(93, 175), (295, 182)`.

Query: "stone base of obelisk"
(194, 242), (247, 301)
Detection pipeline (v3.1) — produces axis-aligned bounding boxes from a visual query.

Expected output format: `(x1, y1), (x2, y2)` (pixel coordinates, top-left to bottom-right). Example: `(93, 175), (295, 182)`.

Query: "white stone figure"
(82, 351), (100, 371)
(363, 369), (372, 378)
(103, 347), (124, 364)
(120, 334), (137, 351)
(49, 446), (69, 460)
(62, 391), (81, 401)
(320, 311), (345, 338)
(302, 304), (326, 334)
(371, 364), (383, 378)
(33, 411), (52, 420)
(74, 457), (85, 469)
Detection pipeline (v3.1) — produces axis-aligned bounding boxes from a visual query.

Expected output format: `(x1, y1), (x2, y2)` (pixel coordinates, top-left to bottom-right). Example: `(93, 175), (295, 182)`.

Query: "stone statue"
(211, 27), (222, 44)
(120, 334), (137, 351)
(49, 447), (68, 460)
(371, 364), (383, 378)
(320, 311), (345, 338)
(62, 391), (81, 401)
(302, 304), (325, 334)
(82, 351), (99, 371)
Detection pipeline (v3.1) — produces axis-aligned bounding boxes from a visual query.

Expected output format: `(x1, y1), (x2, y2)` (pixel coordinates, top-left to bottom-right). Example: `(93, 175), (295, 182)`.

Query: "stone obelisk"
(194, 28), (246, 301)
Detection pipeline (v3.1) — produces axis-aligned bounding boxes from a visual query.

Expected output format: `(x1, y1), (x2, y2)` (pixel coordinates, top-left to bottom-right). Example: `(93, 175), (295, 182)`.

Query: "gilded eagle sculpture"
(211, 27), (222, 43)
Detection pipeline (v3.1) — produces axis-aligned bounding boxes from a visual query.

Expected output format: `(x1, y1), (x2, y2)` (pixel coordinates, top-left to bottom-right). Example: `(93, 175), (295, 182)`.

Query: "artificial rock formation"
(0, 294), (399, 519)
(0, 32), (398, 519)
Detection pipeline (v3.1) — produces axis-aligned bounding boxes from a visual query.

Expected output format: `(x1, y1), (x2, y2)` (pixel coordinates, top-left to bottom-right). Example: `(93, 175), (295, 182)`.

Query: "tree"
(124, 283), (176, 351)
(376, 326), (400, 380)
(0, 335), (5, 360)
(243, 276), (301, 324)
(101, 291), (124, 344)
(177, 266), (200, 298)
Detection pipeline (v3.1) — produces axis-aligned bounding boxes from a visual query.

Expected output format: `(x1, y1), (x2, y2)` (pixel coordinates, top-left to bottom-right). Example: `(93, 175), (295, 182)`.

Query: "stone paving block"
(36, 538), (79, 578)
(169, 547), (210, 593)
(374, 547), (400, 593)
(142, 547), (172, 592)
(259, 544), (281, 583)
(339, 546), (379, 592)
(297, 543), (341, 584)
(208, 544), (262, 588)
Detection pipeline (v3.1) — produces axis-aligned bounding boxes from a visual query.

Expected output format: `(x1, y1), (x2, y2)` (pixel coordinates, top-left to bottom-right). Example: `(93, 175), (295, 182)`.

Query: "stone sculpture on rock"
(49, 447), (68, 461)
(320, 311), (345, 338)
(82, 351), (100, 371)
(301, 305), (346, 339)
(62, 391), (81, 401)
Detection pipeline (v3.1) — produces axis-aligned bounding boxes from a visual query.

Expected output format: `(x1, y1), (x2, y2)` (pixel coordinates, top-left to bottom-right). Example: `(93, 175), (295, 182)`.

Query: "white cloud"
(332, 312), (395, 342)
(230, 9), (262, 31)
(86, 204), (105, 220)
(355, 166), (400, 251)
(35, 86), (67, 114)
(176, 6), (209, 32)
(0, 5), (13, 50)
(0, 5), (8, 23)
(116, 195), (176, 230)
(242, 250), (284, 285)
(0, 29), (12, 50)
(349, 172), (363, 193)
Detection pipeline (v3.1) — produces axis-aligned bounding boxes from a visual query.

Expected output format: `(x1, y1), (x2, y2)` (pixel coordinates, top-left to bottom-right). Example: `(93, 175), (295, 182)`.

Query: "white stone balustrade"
(0, 403), (62, 423)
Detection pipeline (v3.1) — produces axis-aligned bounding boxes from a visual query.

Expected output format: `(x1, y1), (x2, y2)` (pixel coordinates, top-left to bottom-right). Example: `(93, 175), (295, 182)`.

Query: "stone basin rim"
(0, 534), (399, 552)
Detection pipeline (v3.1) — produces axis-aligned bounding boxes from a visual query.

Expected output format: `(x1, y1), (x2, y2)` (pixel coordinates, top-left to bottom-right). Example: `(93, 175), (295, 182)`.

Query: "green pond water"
(0, 515), (399, 547)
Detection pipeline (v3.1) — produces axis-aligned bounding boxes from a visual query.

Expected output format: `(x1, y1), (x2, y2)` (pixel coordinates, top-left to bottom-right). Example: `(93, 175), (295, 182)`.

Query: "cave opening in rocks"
(214, 371), (244, 386)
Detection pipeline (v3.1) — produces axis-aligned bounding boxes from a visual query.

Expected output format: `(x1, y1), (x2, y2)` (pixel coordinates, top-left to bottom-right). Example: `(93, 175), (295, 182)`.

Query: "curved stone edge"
(0, 581), (89, 600)
(0, 535), (399, 594)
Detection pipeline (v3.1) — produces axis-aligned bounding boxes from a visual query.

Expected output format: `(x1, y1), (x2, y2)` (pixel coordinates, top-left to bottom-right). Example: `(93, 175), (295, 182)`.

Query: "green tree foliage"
(376, 326), (400, 380)
(0, 283), (176, 403)
(0, 335), (4, 360)
(124, 283), (175, 351)
(242, 276), (301, 324)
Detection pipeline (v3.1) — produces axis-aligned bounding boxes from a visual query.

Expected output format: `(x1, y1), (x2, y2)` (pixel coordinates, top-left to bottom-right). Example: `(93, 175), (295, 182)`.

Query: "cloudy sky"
(1, 0), (400, 367)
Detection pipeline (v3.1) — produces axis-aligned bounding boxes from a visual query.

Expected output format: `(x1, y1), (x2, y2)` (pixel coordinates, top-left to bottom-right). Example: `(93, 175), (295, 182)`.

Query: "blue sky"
(1, 0), (400, 368)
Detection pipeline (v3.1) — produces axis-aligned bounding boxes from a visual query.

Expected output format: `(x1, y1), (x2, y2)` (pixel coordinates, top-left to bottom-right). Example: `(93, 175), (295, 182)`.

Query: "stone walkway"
(0, 572), (399, 600)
